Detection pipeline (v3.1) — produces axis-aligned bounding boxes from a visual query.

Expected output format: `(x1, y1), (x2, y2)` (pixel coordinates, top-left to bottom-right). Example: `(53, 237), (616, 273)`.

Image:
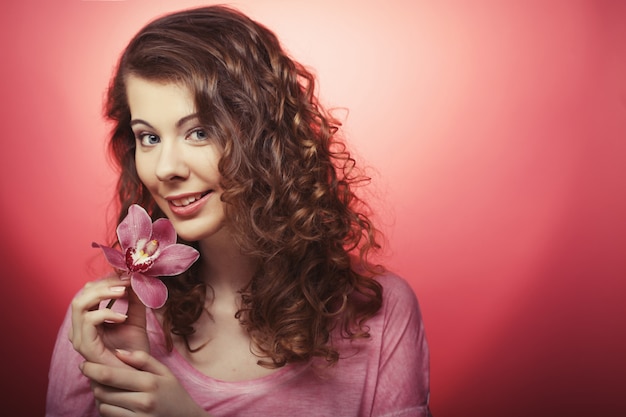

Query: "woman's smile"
(166, 191), (213, 216)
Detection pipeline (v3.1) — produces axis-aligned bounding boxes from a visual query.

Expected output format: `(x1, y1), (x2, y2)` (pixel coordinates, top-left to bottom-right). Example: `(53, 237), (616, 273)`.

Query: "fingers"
(72, 275), (130, 314)
(82, 353), (167, 392)
(82, 361), (140, 392)
(69, 276), (131, 361)
(82, 355), (202, 417)
(115, 349), (171, 377)
(89, 380), (145, 417)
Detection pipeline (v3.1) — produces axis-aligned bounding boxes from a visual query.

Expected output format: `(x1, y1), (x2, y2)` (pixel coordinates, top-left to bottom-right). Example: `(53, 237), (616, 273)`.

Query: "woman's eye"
(137, 133), (160, 146)
(188, 129), (209, 142)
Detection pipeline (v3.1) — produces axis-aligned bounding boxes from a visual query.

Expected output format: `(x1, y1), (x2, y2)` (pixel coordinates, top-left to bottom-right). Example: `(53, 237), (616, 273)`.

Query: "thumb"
(115, 349), (171, 376)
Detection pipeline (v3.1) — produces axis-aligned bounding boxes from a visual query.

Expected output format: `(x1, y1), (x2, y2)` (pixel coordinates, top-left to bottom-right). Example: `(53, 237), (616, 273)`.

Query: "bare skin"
(160, 236), (277, 382)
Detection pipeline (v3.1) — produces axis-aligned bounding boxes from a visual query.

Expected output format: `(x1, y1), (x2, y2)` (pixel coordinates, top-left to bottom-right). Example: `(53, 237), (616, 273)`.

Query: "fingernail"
(110, 286), (126, 292)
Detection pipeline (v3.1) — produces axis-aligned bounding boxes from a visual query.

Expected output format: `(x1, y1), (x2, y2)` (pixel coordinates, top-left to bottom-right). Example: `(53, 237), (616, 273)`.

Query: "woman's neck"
(197, 228), (257, 297)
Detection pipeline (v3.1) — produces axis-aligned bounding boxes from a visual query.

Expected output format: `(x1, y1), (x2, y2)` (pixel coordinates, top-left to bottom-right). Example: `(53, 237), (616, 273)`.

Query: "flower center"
(126, 239), (159, 272)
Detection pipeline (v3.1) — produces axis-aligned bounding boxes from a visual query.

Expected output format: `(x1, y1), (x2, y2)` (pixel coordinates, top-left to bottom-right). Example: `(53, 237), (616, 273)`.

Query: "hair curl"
(104, 5), (383, 368)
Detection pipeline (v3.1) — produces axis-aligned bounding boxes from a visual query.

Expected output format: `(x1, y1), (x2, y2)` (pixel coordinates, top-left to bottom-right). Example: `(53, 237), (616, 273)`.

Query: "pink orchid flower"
(92, 204), (200, 309)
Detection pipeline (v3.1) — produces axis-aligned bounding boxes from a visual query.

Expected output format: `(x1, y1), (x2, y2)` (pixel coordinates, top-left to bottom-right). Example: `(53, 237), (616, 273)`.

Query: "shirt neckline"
(145, 308), (309, 391)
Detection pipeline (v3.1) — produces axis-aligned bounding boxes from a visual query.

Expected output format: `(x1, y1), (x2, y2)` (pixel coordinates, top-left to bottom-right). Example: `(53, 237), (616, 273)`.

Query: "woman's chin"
(172, 221), (229, 244)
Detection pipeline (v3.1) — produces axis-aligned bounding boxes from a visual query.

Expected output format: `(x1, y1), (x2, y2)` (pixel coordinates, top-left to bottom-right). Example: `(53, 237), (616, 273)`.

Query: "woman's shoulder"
(372, 270), (424, 326)
(375, 269), (414, 291)
(375, 270), (420, 303)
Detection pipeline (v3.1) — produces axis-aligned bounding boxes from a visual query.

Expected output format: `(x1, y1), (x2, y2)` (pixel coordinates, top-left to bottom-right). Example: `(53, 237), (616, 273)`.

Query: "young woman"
(46, 5), (431, 417)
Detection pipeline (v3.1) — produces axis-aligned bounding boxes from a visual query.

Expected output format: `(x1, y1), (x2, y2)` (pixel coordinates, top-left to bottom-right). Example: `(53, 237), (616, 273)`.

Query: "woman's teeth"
(171, 193), (204, 207)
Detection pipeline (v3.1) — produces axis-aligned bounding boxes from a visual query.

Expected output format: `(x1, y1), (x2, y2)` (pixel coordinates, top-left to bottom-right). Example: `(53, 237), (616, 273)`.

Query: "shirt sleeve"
(371, 274), (432, 417)
(45, 305), (98, 417)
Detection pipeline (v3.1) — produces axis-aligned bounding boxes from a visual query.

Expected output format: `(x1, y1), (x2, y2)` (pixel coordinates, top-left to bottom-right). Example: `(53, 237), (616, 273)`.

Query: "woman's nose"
(155, 141), (189, 181)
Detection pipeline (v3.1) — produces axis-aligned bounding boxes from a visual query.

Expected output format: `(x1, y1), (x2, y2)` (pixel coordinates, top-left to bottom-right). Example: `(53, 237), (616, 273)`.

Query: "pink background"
(1, 1), (625, 416)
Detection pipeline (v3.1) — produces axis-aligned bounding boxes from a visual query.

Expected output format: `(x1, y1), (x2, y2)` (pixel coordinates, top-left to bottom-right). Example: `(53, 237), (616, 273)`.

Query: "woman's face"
(127, 75), (227, 243)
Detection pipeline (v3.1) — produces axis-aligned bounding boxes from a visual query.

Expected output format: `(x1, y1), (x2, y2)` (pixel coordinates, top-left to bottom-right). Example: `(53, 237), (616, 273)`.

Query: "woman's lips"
(167, 191), (212, 216)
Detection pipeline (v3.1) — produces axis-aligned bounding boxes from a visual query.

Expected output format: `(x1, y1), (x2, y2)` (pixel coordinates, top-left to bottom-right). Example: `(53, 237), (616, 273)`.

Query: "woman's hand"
(81, 349), (209, 417)
(69, 273), (150, 367)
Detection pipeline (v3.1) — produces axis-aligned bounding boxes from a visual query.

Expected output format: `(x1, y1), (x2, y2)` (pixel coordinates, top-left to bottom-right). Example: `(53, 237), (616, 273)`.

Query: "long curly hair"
(105, 5), (383, 368)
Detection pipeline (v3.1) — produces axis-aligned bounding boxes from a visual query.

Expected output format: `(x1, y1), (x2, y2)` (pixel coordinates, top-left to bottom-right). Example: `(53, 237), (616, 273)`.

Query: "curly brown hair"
(104, 5), (383, 368)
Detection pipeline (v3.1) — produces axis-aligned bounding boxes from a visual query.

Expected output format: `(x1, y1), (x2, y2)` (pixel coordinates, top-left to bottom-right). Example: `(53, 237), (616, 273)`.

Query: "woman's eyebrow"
(175, 113), (200, 128)
(129, 113), (199, 129)
(129, 118), (153, 128)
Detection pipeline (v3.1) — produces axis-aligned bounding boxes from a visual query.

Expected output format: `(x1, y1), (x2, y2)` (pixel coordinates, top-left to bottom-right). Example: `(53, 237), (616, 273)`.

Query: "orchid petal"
(148, 244), (200, 276)
(117, 205), (152, 251)
(131, 273), (168, 309)
(91, 242), (126, 270)
(150, 218), (177, 247)
(93, 204), (199, 309)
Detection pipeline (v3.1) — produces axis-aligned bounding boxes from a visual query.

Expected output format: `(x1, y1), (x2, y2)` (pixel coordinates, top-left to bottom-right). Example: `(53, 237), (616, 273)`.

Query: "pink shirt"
(46, 272), (431, 416)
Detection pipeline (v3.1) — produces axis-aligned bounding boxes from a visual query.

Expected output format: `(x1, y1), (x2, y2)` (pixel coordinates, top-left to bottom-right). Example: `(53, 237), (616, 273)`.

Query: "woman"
(46, 5), (431, 416)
